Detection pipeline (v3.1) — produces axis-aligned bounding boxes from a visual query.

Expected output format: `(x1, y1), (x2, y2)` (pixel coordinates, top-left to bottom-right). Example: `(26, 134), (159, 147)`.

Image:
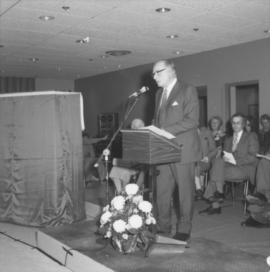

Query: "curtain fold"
(0, 77), (35, 93)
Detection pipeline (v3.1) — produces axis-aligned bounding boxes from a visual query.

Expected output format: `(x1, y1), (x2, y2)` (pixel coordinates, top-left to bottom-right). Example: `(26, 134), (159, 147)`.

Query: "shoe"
(173, 232), (190, 242)
(213, 191), (225, 202)
(207, 207), (221, 215)
(246, 193), (267, 205)
(195, 189), (204, 201)
(241, 216), (270, 228)
(198, 206), (212, 214)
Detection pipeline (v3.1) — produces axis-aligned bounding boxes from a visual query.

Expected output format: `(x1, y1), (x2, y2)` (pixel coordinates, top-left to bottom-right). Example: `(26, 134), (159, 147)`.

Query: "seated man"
(254, 150), (270, 203)
(109, 118), (145, 192)
(83, 131), (107, 183)
(258, 114), (270, 155)
(194, 126), (218, 199)
(202, 113), (259, 214)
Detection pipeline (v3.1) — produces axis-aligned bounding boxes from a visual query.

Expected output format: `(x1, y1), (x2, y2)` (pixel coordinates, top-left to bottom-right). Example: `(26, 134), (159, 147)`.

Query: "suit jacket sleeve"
(234, 133), (259, 166)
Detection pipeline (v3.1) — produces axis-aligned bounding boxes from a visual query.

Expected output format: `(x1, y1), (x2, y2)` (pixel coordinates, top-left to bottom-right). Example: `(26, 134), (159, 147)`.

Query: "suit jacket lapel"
(166, 81), (180, 108)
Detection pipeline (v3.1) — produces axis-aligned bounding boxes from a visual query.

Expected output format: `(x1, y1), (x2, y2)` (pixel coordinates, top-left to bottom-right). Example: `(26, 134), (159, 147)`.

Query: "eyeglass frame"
(152, 68), (167, 77)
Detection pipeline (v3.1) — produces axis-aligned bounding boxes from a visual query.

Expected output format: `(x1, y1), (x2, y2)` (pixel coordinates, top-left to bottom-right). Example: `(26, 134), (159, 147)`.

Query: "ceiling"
(0, 0), (269, 80)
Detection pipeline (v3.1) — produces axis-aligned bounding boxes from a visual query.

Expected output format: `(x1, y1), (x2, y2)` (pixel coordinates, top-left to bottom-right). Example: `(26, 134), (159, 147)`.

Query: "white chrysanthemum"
(111, 195), (125, 211)
(133, 208), (139, 214)
(128, 214), (143, 229)
(125, 183), (139, 196)
(105, 230), (112, 238)
(102, 204), (110, 212)
(100, 211), (112, 225)
(132, 194), (143, 205)
(122, 233), (128, 240)
(145, 216), (156, 225)
(113, 219), (126, 233)
(138, 200), (152, 213)
(151, 217), (156, 224)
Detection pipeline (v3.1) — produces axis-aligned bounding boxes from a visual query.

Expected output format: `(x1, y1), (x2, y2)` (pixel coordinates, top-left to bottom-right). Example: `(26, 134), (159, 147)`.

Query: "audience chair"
(202, 170), (209, 192)
(225, 178), (249, 214)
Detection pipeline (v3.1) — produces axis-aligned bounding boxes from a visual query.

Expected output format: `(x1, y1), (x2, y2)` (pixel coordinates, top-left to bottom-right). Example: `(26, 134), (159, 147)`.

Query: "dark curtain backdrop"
(0, 77), (35, 93)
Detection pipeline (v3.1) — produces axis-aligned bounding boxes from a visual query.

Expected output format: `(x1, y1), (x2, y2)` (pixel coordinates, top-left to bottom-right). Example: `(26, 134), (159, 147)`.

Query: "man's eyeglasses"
(152, 68), (166, 77)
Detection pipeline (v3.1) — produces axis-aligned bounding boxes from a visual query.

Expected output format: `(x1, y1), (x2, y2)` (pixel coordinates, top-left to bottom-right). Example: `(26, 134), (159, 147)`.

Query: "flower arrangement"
(98, 183), (156, 254)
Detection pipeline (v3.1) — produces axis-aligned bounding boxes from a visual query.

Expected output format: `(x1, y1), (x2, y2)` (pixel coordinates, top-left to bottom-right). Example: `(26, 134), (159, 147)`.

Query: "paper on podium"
(223, 151), (236, 165)
(140, 125), (176, 139)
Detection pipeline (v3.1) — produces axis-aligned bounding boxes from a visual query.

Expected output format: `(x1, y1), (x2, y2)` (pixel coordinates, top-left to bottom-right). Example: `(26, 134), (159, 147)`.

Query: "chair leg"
(231, 182), (235, 206)
(243, 180), (249, 215)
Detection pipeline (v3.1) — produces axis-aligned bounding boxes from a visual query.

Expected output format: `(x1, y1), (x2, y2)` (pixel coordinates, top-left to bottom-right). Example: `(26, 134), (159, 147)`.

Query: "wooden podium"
(121, 129), (181, 165)
(121, 129), (181, 205)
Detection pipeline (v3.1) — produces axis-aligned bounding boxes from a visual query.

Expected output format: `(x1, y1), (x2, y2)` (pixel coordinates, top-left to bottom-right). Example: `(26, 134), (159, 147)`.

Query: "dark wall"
(75, 38), (270, 136)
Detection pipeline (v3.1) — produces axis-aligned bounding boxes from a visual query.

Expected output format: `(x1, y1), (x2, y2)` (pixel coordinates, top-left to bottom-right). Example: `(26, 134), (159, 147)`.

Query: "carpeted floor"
(0, 181), (269, 272)
(41, 220), (268, 272)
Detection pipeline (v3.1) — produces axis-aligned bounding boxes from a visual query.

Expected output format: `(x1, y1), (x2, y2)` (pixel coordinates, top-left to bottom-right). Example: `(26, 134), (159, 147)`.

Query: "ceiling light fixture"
(29, 57), (39, 62)
(62, 6), (70, 11)
(166, 34), (178, 39)
(76, 36), (90, 43)
(39, 15), (55, 21)
(155, 7), (171, 13)
(105, 50), (131, 56)
(174, 50), (183, 55)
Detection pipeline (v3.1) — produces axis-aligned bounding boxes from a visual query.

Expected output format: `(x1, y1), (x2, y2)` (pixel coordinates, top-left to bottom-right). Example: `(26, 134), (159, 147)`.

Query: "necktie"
(159, 88), (167, 109)
(232, 133), (238, 152)
(157, 89), (167, 126)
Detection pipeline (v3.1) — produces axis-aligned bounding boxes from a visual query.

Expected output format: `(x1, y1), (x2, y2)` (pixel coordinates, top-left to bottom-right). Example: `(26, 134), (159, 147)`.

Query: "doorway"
(197, 85), (207, 127)
(225, 81), (259, 132)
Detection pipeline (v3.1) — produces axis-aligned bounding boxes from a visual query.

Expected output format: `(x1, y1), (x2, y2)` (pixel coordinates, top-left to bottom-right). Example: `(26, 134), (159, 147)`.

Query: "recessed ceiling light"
(39, 15), (55, 21)
(117, 64), (122, 69)
(264, 29), (270, 33)
(100, 54), (108, 59)
(62, 6), (70, 11)
(174, 50), (183, 55)
(29, 57), (39, 62)
(76, 36), (90, 43)
(166, 34), (178, 39)
(155, 7), (171, 13)
(105, 50), (131, 56)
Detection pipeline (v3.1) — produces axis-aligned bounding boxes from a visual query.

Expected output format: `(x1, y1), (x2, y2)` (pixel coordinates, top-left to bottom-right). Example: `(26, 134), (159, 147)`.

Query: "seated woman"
(208, 116), (226, 148)
(109, 118), (145, 193)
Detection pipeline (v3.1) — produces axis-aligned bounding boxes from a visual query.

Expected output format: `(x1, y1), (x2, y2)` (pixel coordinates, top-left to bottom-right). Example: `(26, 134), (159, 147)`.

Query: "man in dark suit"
(152, 59), (201, 242)
(203, 113), (259, 214)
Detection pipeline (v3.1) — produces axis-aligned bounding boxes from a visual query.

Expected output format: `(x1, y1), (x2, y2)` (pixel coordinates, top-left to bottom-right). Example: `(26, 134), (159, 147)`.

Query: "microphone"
(128, 86), (149, 98)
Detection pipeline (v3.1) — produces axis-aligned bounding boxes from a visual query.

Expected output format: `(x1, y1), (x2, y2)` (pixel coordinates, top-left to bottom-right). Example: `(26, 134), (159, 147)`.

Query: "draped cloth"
(0, 77), (35, 93)
(0, 91), (85, 226)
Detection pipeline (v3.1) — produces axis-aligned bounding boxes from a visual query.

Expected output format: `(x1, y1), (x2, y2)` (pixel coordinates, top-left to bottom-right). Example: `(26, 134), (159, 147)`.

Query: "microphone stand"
(96, 95), (142, 204)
